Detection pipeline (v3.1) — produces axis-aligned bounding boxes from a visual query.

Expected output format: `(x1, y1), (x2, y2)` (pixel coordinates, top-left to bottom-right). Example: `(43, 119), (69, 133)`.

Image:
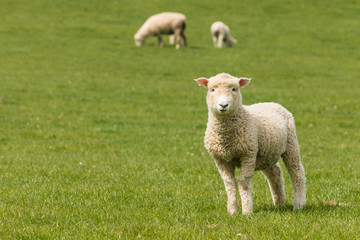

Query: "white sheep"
(210, 21), (237, 48)
(195, 73), (306, 214)
(134, 12), (187, 49)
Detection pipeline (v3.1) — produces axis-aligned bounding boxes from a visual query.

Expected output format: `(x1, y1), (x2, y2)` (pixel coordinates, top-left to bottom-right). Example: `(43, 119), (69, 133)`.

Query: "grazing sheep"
(134, 12), (187, 49)
(210, 21), (237, 48)
(195, 73), (306, 214)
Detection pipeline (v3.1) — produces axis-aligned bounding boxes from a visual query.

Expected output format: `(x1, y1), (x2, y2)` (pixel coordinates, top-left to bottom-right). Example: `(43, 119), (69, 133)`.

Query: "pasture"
(0, 0), (359, 238)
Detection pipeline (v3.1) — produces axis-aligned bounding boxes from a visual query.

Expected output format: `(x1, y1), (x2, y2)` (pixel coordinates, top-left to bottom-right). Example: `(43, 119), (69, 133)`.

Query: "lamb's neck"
(137, 30), (148, 39)
(137, 24), (151, 38)
(208, 107), (245, 132)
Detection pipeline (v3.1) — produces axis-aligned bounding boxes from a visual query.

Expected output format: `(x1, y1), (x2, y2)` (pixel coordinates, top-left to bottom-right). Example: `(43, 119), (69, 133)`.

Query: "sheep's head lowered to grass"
(195, 73), (251, 116)
(134, 33), (145, 46)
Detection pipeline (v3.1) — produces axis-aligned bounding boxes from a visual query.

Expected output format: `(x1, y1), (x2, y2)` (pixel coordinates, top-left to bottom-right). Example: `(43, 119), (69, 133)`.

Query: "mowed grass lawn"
(1, 0), (359, 239)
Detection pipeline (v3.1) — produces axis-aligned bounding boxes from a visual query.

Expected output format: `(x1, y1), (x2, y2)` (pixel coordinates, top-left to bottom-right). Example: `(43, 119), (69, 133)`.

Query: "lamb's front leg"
(215, 159), (238, 214)
(217, 33), (225, 48)
(212, 35), (218, 47)
(238, 157), (256, 214)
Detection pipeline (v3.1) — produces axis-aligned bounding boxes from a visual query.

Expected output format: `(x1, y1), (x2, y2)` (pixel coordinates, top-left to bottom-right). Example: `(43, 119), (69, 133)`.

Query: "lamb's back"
(146, 13), (185, 33)
(245, 102), (293, 121)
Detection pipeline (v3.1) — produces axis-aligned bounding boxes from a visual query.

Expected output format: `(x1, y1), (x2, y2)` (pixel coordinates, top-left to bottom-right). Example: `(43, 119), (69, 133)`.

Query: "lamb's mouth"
(219, 108), (228, 113)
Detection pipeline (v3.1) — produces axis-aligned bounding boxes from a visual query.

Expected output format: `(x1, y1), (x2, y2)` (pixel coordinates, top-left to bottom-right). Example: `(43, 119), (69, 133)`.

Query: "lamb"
(134, 12), (187, 49)
(210, 21), (237, 48)
(195, 73), (306, 214)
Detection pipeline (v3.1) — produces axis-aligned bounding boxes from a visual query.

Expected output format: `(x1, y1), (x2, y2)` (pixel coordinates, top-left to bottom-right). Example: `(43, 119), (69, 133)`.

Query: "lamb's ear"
(195, 78), (209, 88)
(239, 77), (251, 88)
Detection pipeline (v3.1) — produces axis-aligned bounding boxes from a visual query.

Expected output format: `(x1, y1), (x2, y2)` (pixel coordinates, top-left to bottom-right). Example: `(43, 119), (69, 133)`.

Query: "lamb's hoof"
(228, 209), (238, 215)
(273, 196), (286, 207)
(242, 210), (253, 215)
(293, 205), (305, 211)
(227, 204), (238, 215)
(293, 200), (306, 210)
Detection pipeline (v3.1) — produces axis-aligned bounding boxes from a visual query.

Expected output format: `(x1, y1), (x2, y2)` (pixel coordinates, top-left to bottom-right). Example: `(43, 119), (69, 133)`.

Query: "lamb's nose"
(219, 103), (228, 109)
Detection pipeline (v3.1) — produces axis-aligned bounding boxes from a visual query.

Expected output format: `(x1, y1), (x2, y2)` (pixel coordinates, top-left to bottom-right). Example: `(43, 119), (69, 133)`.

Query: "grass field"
(1, 0), (360, 239)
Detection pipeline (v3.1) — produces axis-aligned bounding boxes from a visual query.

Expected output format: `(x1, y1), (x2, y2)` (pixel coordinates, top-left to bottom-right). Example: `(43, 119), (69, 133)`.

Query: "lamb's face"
(195, 73), (251, 116)
(207, 82), (241, 115)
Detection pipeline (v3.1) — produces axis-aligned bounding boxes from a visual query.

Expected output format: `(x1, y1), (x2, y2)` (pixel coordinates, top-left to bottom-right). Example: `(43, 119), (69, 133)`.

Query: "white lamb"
(134, 12), (187, 49)
(210, 21), (237, 48)
(195, 73), (306, 214)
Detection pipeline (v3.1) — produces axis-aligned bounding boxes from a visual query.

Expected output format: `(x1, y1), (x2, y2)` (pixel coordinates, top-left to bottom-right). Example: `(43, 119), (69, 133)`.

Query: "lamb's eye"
(211, 88), (215, 92)
(232, 88), (237, 92)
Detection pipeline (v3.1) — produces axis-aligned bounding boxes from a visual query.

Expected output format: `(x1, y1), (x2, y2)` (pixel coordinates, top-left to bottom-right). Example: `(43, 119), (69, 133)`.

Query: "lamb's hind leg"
(174, 29), (182, 49)
(282, 138), (306, 210)
(261, 162), (286, 206)
(180, 21), (187, 47)
(180, 31), (187, 47)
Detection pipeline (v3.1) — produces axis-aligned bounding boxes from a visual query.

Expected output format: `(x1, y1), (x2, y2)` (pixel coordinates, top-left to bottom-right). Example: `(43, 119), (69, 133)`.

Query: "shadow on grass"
(255, 202), (349, 214)
(132, 43), (205, 49)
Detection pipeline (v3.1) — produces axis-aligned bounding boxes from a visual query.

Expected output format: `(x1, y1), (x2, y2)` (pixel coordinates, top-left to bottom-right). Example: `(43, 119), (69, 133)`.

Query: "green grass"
(1, 0), (360, 238)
